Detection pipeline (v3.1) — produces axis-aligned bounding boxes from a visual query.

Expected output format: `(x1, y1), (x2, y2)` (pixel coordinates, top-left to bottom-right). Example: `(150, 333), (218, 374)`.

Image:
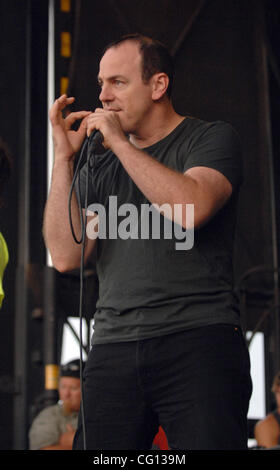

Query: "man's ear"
(151, 73), (169, 100)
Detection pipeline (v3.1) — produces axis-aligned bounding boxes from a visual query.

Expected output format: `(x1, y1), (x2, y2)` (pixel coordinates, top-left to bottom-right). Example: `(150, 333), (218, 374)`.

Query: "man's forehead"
(99, 41), (141, 75)
(59, 376), (80, 384)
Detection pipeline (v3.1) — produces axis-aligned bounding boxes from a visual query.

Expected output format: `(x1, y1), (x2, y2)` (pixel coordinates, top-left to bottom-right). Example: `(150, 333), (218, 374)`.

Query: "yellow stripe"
(61, 31), (71, 58)
(45, 364), (59, 390)
(60, 77), (69, 95)
(60, 0), (71, 12)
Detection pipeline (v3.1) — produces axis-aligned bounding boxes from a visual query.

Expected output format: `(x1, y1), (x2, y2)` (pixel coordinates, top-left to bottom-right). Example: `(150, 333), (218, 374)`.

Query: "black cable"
(68, 138), (93, 450)
(78, 154), (89, 451)
(68, 138), (89, 244)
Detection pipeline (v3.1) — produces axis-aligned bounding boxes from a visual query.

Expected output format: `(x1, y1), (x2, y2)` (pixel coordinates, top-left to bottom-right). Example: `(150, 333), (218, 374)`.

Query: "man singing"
(43, 34), (252, 450)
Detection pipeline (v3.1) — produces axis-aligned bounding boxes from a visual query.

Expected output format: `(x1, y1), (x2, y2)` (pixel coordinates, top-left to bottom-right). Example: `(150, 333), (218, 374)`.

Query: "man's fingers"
(49, 93), (91, 136)
(57, 94), (75, 107)
(53, 94), (75, 113)
(65, 111), (91, 130)
(49, 95), (75, 122)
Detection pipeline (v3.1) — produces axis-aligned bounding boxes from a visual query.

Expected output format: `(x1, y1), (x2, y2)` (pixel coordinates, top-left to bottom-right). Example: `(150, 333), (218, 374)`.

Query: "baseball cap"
(60, 359), (85, 379)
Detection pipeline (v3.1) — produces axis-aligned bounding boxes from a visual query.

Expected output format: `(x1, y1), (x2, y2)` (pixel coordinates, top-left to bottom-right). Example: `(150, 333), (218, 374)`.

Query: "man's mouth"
(105, 107), (121, 112)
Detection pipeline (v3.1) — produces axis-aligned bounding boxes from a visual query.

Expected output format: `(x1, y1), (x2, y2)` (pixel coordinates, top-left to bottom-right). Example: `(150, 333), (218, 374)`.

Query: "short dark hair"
(102, 33), (174, 98)
(0, 139), (12, 208)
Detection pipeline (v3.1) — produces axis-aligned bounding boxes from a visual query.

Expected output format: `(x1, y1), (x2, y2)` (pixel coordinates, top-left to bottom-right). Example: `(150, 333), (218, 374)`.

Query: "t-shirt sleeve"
(182, 121), (243, 191)
(28, 406), (60, 450)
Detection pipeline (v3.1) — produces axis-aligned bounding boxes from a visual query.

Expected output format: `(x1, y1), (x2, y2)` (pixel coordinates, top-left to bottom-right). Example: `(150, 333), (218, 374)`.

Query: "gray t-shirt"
(28, 403), (78, 450)
(78, 117), (243, 344)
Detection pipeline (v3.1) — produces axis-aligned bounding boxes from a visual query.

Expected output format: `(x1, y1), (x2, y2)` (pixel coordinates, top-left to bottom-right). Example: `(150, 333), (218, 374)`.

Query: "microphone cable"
(68, 135), (96, 451)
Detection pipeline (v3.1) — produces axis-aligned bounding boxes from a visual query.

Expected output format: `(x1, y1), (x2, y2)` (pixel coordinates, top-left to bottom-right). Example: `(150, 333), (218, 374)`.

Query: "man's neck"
(129, 102), (185, 149)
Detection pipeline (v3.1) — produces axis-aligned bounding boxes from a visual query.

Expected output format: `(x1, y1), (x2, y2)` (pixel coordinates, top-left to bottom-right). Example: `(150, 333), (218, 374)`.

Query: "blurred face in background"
(59, 376), (81, 413)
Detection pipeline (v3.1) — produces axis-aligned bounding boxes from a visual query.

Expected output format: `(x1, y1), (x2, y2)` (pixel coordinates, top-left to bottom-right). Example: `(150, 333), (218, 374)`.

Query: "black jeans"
(73, 324), (252, 450)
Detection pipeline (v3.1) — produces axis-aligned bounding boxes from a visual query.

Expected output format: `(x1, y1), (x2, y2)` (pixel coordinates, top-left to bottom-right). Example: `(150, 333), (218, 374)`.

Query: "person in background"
(0, 138), (11, 308)
(29, 359), (84, 450)
(254, 371), (280, 449)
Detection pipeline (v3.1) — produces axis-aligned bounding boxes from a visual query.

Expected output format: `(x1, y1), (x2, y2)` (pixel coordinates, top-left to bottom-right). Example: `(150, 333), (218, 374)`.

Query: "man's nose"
(99, 84), (114, 102)
(62, 388), (71, 399)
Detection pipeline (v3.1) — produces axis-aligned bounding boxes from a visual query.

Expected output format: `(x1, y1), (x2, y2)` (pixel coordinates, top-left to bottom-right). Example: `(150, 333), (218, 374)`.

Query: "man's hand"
(86, 108), (127, 151)
(49, 94), (91, 161)
(58, 423), (75, 449)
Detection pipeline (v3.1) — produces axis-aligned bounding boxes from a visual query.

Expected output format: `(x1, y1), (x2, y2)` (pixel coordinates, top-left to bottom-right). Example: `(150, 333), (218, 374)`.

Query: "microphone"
(74, 130), (105, 171)
(88, 130), (105, 155)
